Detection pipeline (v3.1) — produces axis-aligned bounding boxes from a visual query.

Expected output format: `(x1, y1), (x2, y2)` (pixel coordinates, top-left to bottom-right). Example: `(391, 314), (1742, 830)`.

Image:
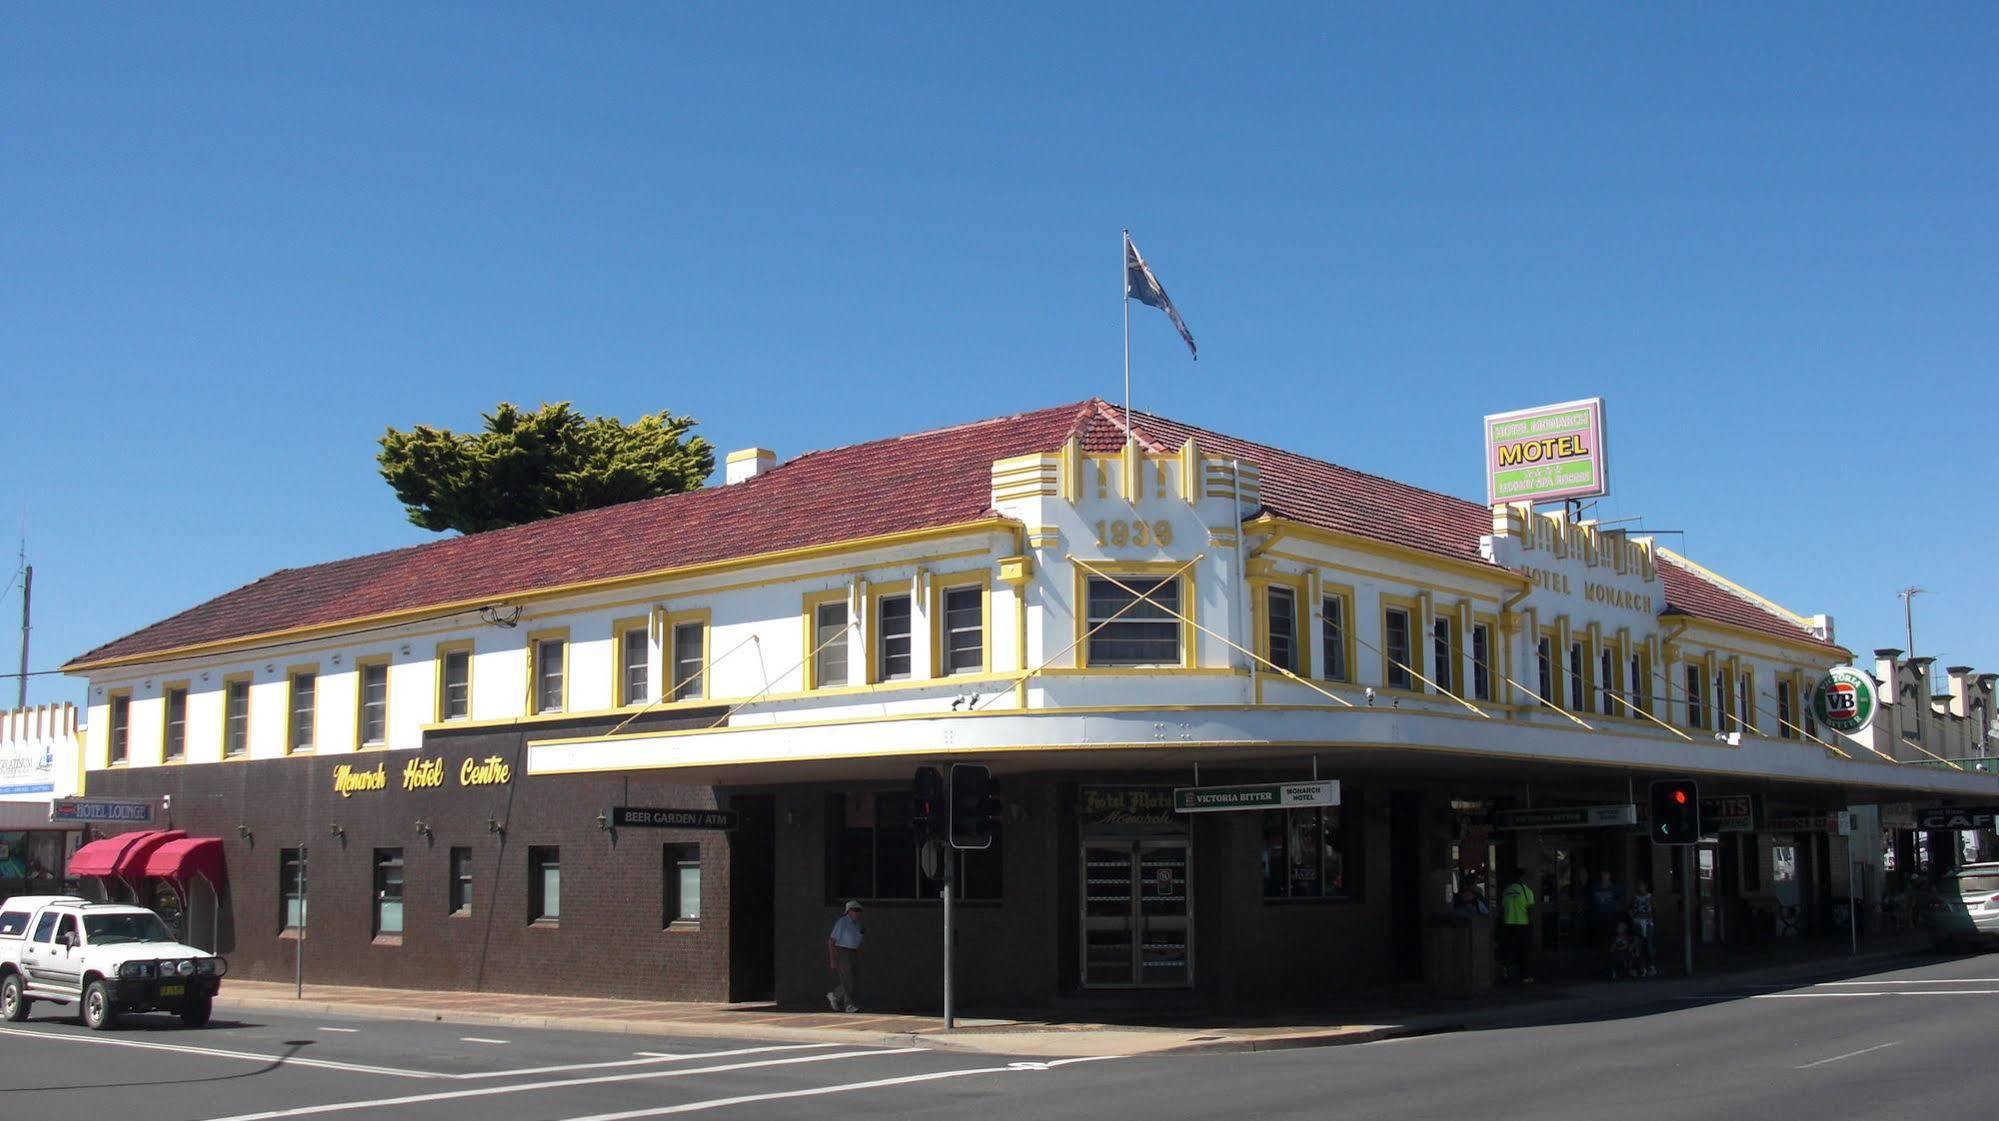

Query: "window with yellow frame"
(285, 664), (318, 754)
(1078, 563), (1194, 669)
(802, 589), (852, 689)
(1319, 585), (1355, 683)
(355, 656), (391, 748)
(1252, 573), (1308, 677)
(611, 617), (652, 707)
(1380, 597), (1417, 691)
(665, 609), (710, 701)
(931, 572), (990, 677)
(865, 581), (915, 684)
(221, 672), (253, 758)
(527, 629), (568, 714)
(434, 641), (473, 722)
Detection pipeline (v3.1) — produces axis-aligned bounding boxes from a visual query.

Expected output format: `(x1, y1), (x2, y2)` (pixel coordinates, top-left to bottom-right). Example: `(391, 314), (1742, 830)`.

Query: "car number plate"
(158, 984), (184, 997)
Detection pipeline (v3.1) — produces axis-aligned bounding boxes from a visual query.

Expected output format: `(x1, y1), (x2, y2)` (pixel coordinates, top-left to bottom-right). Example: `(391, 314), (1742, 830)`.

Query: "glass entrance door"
(1081, 839), (1192, 988)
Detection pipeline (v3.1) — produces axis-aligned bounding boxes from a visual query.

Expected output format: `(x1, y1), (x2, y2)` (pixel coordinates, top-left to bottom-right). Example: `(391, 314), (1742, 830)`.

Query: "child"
(1609, 919), (1640, 980)
(1629, 881), (1657, 977)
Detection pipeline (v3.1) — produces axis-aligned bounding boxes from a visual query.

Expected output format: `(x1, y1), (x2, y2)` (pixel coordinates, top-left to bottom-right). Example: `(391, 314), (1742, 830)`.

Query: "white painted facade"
(68, 438), (1999, 803)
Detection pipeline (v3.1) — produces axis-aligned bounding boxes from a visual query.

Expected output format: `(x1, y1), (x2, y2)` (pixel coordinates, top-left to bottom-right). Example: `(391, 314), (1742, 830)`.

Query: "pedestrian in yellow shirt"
(1500, 869), (1537, 983)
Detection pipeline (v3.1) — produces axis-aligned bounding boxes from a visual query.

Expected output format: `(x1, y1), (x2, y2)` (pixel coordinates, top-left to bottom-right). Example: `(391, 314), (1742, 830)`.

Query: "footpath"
(214, 937), (1941, 1058)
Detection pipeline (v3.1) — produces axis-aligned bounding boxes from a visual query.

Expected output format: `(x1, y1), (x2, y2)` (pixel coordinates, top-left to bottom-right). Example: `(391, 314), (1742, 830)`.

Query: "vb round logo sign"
(1811, 667), (1877, 735)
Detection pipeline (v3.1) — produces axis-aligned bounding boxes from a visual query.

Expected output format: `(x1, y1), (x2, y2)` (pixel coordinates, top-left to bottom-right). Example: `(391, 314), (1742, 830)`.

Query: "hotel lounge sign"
(1485, 397), (1609, 506)
(332, 755), (514, 798)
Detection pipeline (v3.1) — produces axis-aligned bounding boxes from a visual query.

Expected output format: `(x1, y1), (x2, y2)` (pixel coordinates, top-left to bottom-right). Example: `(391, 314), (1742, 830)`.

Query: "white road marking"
(547, 1055), (1119, 1121)
(0, 1023), (831, 1084)
(1796, 1041), (1901, 1069)
(193, 1047), (927, 1121)
(459, 1036), (510, 1045)
(0, 1025), (441, 1079)
(1756, 990), (1999, 998)
(317, 1027), (361, 1034)
(1817, 978), (1999, 985)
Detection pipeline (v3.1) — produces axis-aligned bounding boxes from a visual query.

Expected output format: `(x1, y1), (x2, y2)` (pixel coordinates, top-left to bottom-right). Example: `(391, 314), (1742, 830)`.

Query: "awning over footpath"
(66, 829), (185, 879)
(140, 836), (225, 886)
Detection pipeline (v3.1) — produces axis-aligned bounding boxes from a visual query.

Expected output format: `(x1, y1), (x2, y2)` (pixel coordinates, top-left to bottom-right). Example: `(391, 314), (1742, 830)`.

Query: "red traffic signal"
(1649, 779), (1700, 845)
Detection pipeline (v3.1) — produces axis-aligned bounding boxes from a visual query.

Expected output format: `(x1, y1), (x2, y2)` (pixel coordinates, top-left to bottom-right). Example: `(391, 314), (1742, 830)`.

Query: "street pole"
(941, 845), (955, 1031)
(16, 563), (29, 710)
(295, 844), (307, 999)
(1681, 845), (1695, 978)
(1849, 858), (1859, 956)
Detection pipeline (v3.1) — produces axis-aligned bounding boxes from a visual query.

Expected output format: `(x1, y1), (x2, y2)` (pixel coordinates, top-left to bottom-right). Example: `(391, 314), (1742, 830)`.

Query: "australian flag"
(1124, 231), (1197, 359)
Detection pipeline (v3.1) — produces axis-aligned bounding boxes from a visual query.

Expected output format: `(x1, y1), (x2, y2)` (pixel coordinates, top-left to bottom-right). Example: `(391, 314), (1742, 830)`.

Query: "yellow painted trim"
(1073, 560), (1198, 669)
(432, 640), (474, 724)
(158, 680), (190, 763)
(1250, 515), (1521, 591)
(353, 656), (391, 750)
(283, 663), (320, 755)
(865, 580), (916, 684)
(663, 608), (711, 702)
(220, 671), (253, 758)
(63, 519), (1021, 673)
(802, 587), (853, 691)
(611, 615), (652, 707)
(526, 628), (570, 715)
(929, 569), (992, 678)
(1255, 548), (1506, 605)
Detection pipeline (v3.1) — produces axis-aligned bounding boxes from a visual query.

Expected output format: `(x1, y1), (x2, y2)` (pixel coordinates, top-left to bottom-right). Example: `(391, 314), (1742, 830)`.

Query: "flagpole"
(1122, 229), (1132, 437)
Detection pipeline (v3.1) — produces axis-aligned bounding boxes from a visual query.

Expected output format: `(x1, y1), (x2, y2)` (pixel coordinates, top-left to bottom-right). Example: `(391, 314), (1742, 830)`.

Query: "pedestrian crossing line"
(546, 1055), (1120, 1121)
(193, 1047), (928, 1121)
(449, 1045), (837, 1081)
(0, 1025), (443, 1079)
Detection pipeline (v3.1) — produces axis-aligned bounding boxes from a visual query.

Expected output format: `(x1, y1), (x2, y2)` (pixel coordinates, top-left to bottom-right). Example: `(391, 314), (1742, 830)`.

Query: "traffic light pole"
(941, 845), (956, 1031)
(1681, 845), (1694, 978)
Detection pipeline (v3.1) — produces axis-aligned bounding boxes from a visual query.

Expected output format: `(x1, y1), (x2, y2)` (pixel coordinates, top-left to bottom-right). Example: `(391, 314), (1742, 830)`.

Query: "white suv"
(0, 896), (228, 1029)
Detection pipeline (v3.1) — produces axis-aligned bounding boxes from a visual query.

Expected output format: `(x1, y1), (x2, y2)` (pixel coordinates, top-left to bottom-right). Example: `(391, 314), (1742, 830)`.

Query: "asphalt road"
(3, 951), (1994, 1121)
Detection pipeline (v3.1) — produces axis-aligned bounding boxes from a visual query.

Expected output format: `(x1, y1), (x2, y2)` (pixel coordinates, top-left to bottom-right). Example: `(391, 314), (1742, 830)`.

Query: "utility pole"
(15, 559), (29, 710)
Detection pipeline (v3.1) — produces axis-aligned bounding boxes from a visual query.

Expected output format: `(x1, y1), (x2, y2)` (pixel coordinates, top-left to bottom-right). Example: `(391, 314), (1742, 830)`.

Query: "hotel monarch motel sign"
(1484, 397), (1609, 507)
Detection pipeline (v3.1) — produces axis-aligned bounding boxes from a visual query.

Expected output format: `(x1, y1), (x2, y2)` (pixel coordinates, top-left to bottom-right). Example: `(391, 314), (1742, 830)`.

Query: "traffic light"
(1650, 779), (1700, 845)
(948, 763), (1002, 850)
(911, 767), (944, 844)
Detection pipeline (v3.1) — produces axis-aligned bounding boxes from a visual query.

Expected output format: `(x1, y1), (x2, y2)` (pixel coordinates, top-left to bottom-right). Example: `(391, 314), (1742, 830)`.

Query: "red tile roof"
(68, 398), (1833, 667)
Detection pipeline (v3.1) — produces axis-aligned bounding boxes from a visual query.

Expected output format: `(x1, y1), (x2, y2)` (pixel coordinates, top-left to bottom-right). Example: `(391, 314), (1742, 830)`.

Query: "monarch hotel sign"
(1485, 397), (1609, 507)
(332, 755), (515, 798)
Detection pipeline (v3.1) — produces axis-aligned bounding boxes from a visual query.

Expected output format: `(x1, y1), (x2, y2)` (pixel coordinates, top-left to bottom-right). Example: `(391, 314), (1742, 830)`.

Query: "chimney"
(1946, 666), (1974, 718)
(725, 447), (776, 485)
(1809, 614), (1835, 644)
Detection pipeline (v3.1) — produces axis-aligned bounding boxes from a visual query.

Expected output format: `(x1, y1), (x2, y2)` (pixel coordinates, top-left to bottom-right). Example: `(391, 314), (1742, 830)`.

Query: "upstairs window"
(619, 624), (651, 706)
(1431, 617), (1455, 695)
(224, 678), (251, 757)
(1086, 576), (1183, 667)
(1537, 637), (1555, 704)
(941, 585), (985, 674)
(1321, 595), (1350, 683)
(1776, 680), (1796, 739)
(531, 636), (567, 714)
(876, 594), (913, 681)
(1568, 642), (1587, 712)
(288, 671), (317, 753)
(1266, 587), (1298, 673)
(1599, 648), (1620, 717)
(438, 648), (471, 721)
(1629, 653), (1650, 717)
(1383, 608), (1413, 690)
(812, 601), (850, 687)
(1471, 624), (1493, 701)
(162, 686), (187, 762)
(1738, 672), (1756, 733)
(358, 661), (389, 746)
(108, 693), (131, 765)
(671, 622), (707, 701)
(1685, 665), (1705, 729)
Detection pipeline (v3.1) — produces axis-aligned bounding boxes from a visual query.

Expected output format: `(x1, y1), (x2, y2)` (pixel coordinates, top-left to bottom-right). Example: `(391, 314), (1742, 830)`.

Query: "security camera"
(160, 794), (172, 811)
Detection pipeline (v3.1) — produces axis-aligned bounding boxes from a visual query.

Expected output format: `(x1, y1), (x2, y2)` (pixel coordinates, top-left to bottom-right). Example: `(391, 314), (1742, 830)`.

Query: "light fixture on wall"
(236, 825), (253, 841)
(329, 823), (345, 840)
(265, 663), (276, 674)
(331, 653), (342, 665)
(399, 643), (412, 657)
(486, 815), (506, 837)
(414, 820), (433, 840)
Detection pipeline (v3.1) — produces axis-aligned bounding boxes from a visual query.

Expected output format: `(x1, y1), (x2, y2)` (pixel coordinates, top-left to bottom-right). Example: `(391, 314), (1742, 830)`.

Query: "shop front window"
(1260, 804), (1356, 900)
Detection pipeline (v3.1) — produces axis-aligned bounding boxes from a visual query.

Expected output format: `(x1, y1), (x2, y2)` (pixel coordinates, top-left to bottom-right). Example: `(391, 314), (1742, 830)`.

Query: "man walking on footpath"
(1500, 868), (1537, 983)
(826, 901), (865, 1012)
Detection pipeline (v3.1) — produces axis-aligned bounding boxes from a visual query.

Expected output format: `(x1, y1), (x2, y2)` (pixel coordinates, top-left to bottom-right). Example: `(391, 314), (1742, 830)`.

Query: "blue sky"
(4, 7), (1994, 706)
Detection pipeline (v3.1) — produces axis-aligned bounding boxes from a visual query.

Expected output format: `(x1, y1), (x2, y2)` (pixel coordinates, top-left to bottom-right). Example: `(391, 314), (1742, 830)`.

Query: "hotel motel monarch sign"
(1484, 397), (1610, 507)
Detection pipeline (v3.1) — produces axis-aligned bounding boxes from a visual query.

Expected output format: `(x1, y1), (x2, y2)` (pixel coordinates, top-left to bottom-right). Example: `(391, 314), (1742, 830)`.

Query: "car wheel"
(179, 995), (213, 1028)
(0, 974), (28, 1022)
(81, 980), (117, 1031)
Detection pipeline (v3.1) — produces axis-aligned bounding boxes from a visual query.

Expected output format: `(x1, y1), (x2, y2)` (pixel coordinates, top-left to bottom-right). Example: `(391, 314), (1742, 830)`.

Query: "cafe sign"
(332, 755), (514, 798)
(1915, 806), (1999, 831)
(1484, 397), (1609, 506)
(1173, 780), (1340, 814)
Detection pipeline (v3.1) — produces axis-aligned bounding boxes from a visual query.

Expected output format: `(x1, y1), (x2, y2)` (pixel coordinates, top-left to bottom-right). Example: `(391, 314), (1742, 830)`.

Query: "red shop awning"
(140, 836), (225, 887)
(66, 830), (186, 879)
